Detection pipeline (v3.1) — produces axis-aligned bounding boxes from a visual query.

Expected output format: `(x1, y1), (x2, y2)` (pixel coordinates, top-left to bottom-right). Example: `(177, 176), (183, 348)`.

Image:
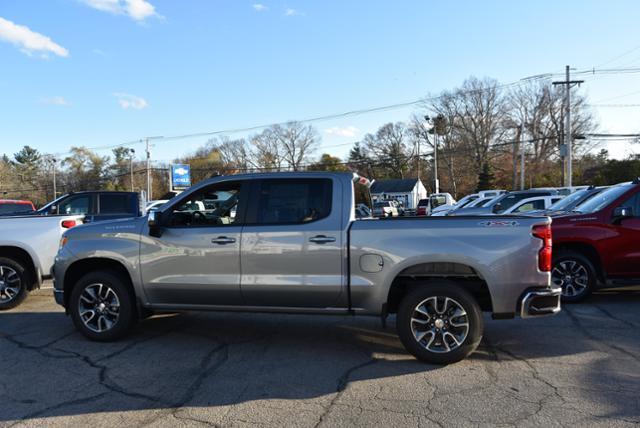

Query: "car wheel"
(70, 270), (136, 341)
(0, 257), (30, 310)
(552, 251), (596, 303)
(396, 281), (483, 365)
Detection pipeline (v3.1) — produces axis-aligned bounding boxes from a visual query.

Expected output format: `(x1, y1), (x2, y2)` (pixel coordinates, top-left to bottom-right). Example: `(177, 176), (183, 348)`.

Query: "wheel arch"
(553, 242), (604, 283)
(385, 261), (493, 315)
(0, 246), (39, 290)
(63, 257), (136, 310)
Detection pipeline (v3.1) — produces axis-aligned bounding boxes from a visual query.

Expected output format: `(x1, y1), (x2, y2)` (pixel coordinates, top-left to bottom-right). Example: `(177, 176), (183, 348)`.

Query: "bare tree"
(273, 122), (319, 171)
(363, 122), (413, 178)
(208, 136), (252, 172)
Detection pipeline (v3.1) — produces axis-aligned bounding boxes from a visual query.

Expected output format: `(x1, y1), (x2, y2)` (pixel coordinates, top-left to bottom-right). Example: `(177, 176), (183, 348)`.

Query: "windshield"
(0, 203), (33, 214)
(573, 184), (634, 214)
(36, 194), (68, 214)
(546, 189), (590, 211)
(430, 195), (447, 208)
(417, 199), (429, 207)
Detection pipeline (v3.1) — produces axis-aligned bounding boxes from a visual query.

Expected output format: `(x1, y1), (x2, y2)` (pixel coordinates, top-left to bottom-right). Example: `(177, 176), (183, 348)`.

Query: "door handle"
(309, 235), (336, 244)
(211, 236), (236, 245)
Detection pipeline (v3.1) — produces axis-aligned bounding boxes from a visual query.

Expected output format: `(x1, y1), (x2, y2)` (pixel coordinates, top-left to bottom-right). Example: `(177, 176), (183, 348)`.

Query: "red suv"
(551, 179), (640, 302)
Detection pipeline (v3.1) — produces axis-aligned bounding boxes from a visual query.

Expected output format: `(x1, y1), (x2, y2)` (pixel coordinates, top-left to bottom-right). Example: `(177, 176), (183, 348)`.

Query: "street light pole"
(52, 158), (57, 199)
(129, 148), (135, 192)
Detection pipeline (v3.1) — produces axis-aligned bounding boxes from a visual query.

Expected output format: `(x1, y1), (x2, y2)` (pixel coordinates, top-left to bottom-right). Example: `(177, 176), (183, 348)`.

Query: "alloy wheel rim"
(552, 260), (589, 297)
(0, 265), (21, 303)
(78, 283), (120, 333)
(410, 296), (470, 354)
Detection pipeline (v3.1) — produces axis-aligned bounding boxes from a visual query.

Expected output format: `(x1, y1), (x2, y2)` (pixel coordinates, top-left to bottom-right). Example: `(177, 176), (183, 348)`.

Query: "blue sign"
(171, 164), (191, 189)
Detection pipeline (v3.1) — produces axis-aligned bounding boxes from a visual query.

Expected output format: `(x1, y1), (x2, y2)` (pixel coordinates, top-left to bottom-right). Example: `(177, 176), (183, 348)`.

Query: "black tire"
(69, 270), (136, 341)
(552, 250), (596, 303)
(397, 281), (483, 365)
(0, 257), (31, 310)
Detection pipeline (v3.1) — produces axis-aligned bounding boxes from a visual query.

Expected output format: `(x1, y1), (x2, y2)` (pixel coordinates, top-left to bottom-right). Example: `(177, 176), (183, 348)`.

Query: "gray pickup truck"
(53, 172), (560, 364)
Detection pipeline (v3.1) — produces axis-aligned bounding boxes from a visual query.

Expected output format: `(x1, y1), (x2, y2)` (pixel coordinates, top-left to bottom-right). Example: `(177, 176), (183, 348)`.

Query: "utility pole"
(553, 65), (583, 187)
(433, 132), (439, 193)
(51, 158), (57, 199)
(520, 125), (525, 190)
(144, 136), (163, 202)
(129, 148), (135, 192)
(145, 138), (151, 201)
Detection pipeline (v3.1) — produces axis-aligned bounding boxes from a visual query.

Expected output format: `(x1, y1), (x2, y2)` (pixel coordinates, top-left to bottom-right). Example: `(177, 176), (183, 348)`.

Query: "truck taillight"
(532, 224), (552, 272)
(61, 220), (77, 229)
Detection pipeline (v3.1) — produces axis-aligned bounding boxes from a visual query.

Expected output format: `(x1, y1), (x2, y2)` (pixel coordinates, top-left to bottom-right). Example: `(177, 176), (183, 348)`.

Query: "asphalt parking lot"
(1, 285), (639, 427)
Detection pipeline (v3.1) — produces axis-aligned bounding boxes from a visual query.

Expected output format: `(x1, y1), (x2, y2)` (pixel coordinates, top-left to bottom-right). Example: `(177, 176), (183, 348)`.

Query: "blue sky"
(1, 0), (640, 164)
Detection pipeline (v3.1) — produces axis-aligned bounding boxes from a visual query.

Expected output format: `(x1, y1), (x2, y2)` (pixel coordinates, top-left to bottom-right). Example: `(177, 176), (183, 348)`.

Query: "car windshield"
(417, 199), (429, 207)
(0, 203), (32, 214)
(36, 194), (68, 214)
(573, 184), (634, 214)
(493, 193), (537, 212)
(546, 189), (590, 211)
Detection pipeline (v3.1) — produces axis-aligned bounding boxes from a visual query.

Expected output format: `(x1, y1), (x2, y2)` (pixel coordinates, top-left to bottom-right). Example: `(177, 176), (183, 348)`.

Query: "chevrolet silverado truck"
(0, 214), (82, 309)
(53, 172), (560, 364)
(551, 179), (640, 302)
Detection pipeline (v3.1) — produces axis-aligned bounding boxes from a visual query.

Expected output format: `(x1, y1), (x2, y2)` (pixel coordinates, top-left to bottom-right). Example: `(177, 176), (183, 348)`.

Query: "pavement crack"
(314, 358), (379, 428)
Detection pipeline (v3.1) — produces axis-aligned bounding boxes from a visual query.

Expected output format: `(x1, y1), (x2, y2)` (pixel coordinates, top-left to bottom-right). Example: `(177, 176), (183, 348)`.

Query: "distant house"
(370, 178), (428, 209)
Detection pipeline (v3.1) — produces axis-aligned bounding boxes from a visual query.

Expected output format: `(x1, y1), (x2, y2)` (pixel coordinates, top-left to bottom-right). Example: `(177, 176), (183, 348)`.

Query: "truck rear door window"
(255, 179), (332, 224)
(99, 194), (131, 214)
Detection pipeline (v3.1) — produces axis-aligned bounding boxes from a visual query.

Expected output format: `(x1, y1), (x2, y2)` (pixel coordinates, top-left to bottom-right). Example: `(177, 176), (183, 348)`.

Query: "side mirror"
(613, 206), (633, 223)
(148, 209), (165, 237)
(148, 209), (160, 227)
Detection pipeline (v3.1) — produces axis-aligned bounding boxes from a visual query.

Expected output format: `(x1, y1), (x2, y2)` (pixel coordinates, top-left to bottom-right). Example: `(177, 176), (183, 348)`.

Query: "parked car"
(372, 200), (399, 217)
(527, 186), (606, 216)
(416, 193), (456, 216)
(551, 180), (640, 302)
(450, 189), (559, 216)
(416, 198), (429, 216)
(36, 191), (143, 223)
(431, 193), (479, 216)
(53, 172), (559, 365)
(0, 199), (35, 216)
(0, 214), (82, 309)
(502, 195), (564, 214)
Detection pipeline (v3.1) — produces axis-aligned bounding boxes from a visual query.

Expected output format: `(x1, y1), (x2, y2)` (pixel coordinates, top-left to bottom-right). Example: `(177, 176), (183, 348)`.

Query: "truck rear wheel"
(0, 257), (30, 310)
(396, 281), (483, 365)
(552, 250), (595, 303)
(69, 270), (136, 341)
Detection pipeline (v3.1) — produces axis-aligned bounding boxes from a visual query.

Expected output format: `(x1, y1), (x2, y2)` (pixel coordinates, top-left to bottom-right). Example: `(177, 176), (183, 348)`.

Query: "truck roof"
(0, 199), (33, 204)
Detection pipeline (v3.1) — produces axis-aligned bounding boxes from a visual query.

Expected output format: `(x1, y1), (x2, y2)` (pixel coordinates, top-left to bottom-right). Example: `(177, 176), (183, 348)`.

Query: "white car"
(372, 200), (398, 217)
(502, 195), (564, 214)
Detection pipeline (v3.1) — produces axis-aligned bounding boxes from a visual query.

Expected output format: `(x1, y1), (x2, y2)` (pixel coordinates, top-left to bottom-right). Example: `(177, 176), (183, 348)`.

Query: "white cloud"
(0, 17), (69, 58)
(81, 0), (159, 22)
(113, 93), (148, 109)
(325, 126), (360, 138)
(253, 4), (268, 12)
(284, 8), (299, 16)
(39, 96), (69, 106)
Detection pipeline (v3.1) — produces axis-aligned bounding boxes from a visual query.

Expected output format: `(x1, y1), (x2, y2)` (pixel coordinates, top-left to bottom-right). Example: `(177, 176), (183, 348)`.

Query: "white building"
(370, 178), (428, 209)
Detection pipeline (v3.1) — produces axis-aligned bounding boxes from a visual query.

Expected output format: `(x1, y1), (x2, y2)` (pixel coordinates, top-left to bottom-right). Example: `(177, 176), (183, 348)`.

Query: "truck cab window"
(58, 195), (91, 215)
(169, 182), (242, 227)
(99, 194), (130, 214)
(256, 179), (332, 224)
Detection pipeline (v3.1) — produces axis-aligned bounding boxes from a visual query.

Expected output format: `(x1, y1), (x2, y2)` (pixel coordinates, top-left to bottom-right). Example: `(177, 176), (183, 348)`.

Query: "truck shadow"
(1, 291), (639, 424)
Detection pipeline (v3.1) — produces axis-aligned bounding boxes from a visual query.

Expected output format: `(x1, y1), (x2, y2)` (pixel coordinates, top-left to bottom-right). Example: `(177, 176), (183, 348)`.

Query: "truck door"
(240, 178), (344, 307)
(140, 180), (248, 306)
(605, 192), (640, 278)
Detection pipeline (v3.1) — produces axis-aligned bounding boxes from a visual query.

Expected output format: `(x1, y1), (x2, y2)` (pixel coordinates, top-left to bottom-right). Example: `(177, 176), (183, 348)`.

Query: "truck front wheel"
(396, 282), (483, 365)
(0, 257), (30, 310)
(69, 271), (136, 341)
